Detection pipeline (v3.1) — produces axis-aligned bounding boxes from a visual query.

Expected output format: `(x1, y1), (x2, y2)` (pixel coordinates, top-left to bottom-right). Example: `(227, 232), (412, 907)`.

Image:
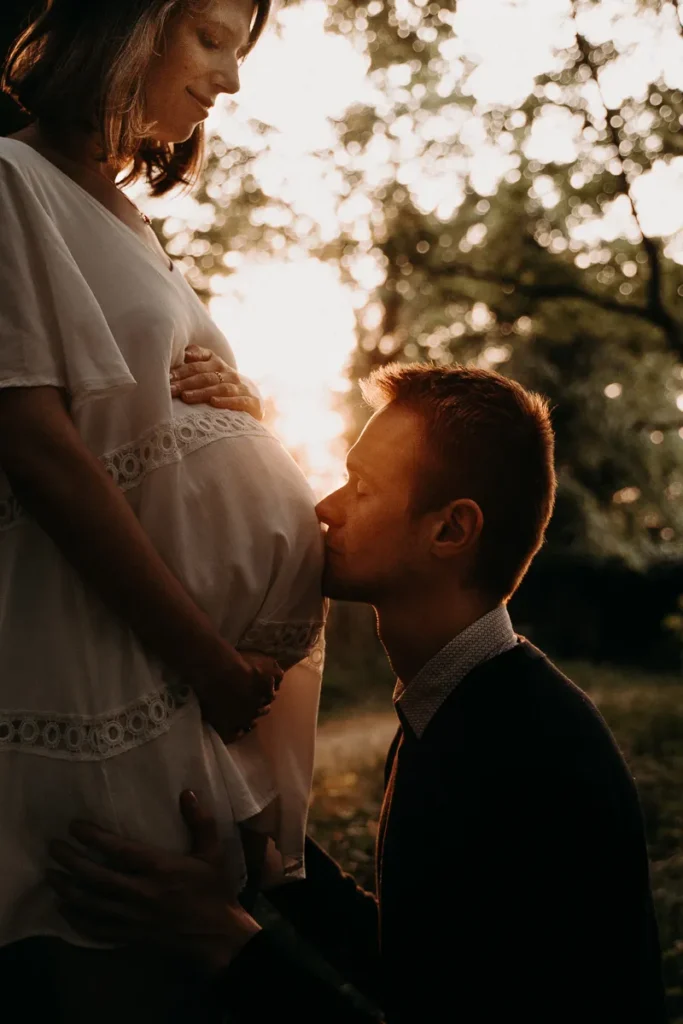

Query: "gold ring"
(214, 371), (223, 385)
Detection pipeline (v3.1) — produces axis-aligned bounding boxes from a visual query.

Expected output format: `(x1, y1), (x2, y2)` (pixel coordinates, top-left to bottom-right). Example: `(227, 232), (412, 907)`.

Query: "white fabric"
(0, 139), (325, 947)
(394, 606), (517, 737)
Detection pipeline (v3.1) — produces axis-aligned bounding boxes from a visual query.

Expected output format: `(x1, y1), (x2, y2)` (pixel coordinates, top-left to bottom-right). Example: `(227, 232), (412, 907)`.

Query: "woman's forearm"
(0, 385), (236, 688)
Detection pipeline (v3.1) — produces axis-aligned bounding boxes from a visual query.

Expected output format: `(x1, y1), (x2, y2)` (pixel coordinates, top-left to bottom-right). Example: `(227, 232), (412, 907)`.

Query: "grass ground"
(308, 660), (683, 1021)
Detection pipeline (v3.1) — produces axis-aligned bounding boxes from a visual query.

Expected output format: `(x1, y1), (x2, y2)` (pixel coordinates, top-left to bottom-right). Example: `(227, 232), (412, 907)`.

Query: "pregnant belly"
(133, 422), (324, 647)
(0, 410), (322, 732)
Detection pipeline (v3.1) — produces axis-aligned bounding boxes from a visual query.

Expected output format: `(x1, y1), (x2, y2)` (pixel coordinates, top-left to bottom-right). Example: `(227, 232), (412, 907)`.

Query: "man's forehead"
(349, 404), (424, 471)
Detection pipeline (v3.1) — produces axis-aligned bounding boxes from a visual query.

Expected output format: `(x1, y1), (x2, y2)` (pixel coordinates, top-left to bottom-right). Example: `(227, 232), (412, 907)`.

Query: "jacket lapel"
(376, 723), (404, 900)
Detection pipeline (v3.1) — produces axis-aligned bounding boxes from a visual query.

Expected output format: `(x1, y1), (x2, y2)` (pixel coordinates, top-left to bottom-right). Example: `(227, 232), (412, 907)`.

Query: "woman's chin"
(150, 123), (200, 145)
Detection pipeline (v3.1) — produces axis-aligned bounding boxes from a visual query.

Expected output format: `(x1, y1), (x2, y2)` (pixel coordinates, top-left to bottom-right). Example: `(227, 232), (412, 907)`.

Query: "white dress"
(0, 138), (326, 948)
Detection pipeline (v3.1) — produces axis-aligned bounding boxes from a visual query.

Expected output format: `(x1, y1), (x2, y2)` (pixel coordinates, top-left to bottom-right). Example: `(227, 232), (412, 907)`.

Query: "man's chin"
(321, 567), (371, 603)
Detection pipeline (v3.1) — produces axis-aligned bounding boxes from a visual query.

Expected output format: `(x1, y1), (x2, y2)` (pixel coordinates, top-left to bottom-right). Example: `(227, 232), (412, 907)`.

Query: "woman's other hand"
(170, 346), (263, 420)
(196, 649), (283, 744)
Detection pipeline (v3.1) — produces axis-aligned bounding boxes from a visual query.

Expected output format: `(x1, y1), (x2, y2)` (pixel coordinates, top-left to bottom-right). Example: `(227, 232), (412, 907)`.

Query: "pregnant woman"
(0, 1), (325, 1019)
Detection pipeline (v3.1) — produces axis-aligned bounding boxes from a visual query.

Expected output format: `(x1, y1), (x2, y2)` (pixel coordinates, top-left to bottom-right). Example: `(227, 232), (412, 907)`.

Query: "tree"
(314, 0), (683, 566)
(164, 0), (683, 566)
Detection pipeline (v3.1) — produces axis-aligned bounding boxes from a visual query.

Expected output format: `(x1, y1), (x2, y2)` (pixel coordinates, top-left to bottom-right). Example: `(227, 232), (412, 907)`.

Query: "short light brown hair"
(1, 0), (270, 196)
(360, 362), (556, 601)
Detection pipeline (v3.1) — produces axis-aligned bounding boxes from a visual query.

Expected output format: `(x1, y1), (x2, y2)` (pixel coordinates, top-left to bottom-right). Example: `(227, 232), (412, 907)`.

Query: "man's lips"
(187, 89), (212, 117)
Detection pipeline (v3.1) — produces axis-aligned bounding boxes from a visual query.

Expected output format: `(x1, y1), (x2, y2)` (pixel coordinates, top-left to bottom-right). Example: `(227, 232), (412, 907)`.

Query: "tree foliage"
(158, 0), (683, 569)
(320, 0), (683, 566)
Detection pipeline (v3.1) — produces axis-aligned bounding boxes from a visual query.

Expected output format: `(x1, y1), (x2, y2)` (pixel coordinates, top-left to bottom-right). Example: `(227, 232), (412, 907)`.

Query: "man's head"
(316, 362), (556, 609)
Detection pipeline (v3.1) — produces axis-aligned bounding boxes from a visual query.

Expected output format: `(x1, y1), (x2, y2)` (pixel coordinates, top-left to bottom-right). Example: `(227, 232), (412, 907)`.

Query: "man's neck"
(375, 588), (500, 687)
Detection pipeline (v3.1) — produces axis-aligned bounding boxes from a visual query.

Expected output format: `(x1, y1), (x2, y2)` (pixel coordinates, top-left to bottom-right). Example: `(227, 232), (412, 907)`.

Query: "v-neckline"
(8, 138), (175, 277)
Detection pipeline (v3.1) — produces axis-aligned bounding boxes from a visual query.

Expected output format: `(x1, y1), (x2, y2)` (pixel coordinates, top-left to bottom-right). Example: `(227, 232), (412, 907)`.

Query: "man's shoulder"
(424, 639), (619, 763)
(461, 638), (593, 707)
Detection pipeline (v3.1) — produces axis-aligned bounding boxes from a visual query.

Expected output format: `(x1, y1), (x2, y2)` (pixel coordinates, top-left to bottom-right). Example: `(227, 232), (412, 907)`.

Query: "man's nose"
(316, 491), (342, 526)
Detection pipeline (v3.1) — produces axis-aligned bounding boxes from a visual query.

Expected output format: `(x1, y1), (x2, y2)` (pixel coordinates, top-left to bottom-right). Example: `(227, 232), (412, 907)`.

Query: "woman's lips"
(187, 89), (211, 118)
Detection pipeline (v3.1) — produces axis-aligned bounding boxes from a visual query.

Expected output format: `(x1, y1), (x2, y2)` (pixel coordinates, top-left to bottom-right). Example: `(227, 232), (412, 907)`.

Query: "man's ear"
(430, 499), (483, 560)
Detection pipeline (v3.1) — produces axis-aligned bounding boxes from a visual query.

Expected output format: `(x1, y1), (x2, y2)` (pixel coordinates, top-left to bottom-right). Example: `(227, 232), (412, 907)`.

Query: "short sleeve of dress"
(0, 155), (137, 406)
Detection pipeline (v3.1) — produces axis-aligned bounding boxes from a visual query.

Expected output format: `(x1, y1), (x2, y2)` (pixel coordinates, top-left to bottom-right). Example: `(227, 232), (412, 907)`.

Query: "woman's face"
(144, 0), (255, 143)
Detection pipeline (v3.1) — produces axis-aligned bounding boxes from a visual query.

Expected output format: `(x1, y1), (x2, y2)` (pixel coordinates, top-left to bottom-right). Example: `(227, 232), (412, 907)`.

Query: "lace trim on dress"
(101, 407), (271, 493)
(0, 683), (193, 761)
(239, 619), (325, 669)
(0, 620), (324, 760)
(0, 407), (273, 530)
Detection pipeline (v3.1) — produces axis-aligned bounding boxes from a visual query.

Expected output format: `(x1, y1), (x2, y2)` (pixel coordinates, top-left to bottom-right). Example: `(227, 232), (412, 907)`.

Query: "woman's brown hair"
(1, 0), (271, 195)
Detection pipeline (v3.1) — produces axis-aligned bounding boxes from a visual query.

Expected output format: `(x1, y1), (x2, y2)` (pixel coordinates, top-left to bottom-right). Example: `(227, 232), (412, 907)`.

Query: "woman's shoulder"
(0, 136), (42, 173)
(0, 136), (55, 202)
(0, 138), (79, 238)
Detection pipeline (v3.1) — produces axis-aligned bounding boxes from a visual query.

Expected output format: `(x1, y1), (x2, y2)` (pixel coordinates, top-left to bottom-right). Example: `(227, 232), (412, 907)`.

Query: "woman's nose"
(214, 57), (240, 96)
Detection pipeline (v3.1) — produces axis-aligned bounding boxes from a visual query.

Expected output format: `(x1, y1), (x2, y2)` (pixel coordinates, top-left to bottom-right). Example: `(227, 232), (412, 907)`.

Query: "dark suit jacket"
(222, 640), (668, 1023)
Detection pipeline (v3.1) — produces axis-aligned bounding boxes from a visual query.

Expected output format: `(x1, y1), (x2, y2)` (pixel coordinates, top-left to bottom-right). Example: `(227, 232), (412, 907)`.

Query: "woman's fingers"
(172, 374), (241, 397)
(171, 360), (215, 383)
(176, 386), (246, 406)
(176, 386), (262, 421)
(183, 345), (214, 364)
(171, 359), (241, 384)
(169, 366), (240, 385)
(169, 350), (263, 420)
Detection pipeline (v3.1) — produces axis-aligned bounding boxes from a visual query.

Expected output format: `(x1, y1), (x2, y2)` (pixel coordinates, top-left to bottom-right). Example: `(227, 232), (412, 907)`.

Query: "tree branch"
(573, 28), (682, 354)
(632, 418), (683, 433)
(431, 260), (661, 324)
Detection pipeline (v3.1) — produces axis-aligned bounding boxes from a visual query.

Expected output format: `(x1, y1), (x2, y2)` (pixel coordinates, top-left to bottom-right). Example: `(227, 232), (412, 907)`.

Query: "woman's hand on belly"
(170, 346), (263, 419)
(195, 649), (283, 744)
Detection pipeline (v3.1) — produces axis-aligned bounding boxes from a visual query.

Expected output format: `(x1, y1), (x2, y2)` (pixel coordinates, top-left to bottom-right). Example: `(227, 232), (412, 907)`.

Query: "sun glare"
(209, 258), (355, 497)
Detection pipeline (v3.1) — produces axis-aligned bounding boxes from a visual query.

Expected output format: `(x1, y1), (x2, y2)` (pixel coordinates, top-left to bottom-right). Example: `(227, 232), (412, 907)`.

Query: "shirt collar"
(394, 605), (517, 739)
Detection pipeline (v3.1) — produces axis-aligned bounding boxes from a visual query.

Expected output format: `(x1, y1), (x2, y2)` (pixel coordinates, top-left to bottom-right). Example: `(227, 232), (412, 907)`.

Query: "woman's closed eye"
(199, 30), (221, 50)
